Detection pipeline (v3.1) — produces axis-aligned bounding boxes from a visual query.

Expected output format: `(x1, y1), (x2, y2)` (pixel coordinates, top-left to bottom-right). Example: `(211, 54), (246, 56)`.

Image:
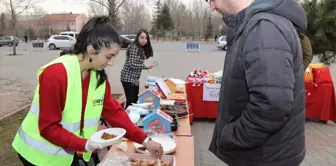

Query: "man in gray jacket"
(208, 0), (307, 166)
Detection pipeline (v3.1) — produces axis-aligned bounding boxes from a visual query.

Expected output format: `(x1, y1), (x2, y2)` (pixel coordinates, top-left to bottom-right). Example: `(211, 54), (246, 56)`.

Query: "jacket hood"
(244, 0), (307, 32)
(222, 15), (237, 43)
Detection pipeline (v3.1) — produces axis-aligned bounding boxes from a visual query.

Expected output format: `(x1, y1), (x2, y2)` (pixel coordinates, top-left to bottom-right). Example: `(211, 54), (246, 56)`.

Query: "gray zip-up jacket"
(209, 0), (307, 165)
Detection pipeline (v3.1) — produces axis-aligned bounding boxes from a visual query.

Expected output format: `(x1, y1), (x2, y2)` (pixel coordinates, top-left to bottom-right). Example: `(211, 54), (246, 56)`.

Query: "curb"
(0, 104), (31, 121)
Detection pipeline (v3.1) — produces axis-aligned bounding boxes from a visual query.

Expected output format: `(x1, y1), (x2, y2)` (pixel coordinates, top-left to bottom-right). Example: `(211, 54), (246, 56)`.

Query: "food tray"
(161, 105), (188, 118)
(99, 152), (176, 166)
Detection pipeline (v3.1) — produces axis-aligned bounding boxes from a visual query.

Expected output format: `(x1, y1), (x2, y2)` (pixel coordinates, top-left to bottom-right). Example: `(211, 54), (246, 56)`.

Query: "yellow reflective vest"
(12, 55), (106, 166)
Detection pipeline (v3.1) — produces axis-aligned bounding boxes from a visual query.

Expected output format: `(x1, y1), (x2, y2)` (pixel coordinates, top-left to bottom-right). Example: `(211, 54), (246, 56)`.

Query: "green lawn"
(0, 108), (28, 166)
(0, 94), (122, 165)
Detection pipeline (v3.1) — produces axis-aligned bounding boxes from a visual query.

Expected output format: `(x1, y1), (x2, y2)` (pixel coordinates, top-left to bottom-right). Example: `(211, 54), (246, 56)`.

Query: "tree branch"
(90, 0), (109, 10)
(114, 0), (126, 11)
(91, 0), (126, 12)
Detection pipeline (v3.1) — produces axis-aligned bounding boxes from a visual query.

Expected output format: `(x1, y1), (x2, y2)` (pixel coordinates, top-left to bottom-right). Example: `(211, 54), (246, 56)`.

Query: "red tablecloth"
(186, 82), (336, 124)
(305, 83), (336, 123)
(185, 82), (218, 124)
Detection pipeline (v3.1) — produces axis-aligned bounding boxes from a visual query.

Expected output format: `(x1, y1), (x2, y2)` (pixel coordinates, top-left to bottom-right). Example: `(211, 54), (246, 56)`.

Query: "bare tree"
(180, 0), (223, 40)
(90, 0), (126, 11)
(0, 0), (35, 55)
(211, 13), (225, 36)
(88, 0), (105, 17)
(144, 0), (224, 40)
(0, 13), (6, 35)
(120, 1), (151, 34)
(33, 5), (47, 16)
(90, 0), (126, 29)
(166, 0), (182, 40)
(190, 0), (202, 39)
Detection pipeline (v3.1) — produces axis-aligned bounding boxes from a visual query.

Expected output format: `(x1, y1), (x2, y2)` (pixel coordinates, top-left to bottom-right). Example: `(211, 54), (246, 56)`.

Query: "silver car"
(216, 36), (227, 51)
(0, 36), (19, 47)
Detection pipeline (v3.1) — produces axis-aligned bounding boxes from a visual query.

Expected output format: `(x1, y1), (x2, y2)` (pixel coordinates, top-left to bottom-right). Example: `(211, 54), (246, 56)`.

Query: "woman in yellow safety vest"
(12, 16), (163, 166)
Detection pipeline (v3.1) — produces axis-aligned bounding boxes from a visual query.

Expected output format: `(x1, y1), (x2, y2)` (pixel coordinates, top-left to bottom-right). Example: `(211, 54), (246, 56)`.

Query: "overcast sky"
(6, 0), (304, 16)
(34, 0), (196, 15)
(36, 0), (95, 14)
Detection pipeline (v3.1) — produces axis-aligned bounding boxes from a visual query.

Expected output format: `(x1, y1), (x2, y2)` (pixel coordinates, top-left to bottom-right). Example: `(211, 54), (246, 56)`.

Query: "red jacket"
(38, 63), (146, 152)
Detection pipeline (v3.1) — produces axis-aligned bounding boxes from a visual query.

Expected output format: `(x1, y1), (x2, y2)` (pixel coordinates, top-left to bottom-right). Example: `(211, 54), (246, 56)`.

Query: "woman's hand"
(85, 140), (104, 151)
(144, 140), (163, 159)
(145, 63), (154, 69)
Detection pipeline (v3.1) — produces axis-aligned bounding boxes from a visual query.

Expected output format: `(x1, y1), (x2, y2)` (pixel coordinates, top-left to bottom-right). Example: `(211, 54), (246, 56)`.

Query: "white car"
(121, 34), (136, 42)
(216, 36), (228, 51)
(46, 35), (76, 50)
(60, 31), (79, 39)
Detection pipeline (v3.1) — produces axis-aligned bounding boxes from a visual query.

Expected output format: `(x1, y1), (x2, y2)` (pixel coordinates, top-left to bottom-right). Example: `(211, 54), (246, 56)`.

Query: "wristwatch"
(142, 137), (151, 146)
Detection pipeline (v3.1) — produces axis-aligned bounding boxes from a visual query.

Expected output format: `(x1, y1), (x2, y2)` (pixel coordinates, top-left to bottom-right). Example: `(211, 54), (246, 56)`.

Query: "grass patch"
(0, 108), (28, 166)
(0, 94), (122, 165)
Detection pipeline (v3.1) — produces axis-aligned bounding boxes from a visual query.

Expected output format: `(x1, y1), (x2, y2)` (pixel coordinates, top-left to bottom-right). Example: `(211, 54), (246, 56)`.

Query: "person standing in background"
(24, 35), (28, 43)
(120, 29), (155, 109)
(299, 33), (313, 69)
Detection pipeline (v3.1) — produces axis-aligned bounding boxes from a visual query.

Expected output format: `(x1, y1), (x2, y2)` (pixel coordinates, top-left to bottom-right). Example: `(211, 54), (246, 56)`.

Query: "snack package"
(100, 152), (175, 166)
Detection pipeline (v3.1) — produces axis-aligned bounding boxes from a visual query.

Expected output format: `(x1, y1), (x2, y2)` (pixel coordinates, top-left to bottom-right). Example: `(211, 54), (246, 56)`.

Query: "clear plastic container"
(99, 152), (176, 166)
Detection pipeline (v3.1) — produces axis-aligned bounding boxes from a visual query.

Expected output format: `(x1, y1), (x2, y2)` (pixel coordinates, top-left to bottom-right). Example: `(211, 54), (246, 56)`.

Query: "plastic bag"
(127, 106), (150, 115)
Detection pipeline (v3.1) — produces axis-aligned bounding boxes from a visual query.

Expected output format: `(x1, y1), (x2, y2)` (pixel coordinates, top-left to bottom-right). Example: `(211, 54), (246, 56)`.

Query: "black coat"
(209, 0), (307, 165)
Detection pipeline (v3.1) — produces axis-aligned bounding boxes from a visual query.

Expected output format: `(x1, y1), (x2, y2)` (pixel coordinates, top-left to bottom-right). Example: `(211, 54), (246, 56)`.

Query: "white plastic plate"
(90, 128), (126, 147)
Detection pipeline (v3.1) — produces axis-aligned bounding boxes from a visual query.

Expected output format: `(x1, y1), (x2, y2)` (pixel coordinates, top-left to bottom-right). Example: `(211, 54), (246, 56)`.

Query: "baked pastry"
(128, 157), (171, 166)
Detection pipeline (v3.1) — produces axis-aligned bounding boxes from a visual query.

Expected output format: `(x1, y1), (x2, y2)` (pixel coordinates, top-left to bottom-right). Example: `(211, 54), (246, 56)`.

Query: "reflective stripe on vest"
(17, 126), (73, 156)
(29, 103), (100, 131)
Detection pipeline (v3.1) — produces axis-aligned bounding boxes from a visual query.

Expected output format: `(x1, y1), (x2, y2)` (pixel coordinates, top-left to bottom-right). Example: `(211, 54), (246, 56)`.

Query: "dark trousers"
(121, 81), (139, 109)
(18, 153), (80, 166)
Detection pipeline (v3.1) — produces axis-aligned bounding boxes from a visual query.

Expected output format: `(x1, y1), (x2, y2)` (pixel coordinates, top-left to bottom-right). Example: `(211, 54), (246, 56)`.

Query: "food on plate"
(128, 157), (171, 166)
(101, 132), (117, 140)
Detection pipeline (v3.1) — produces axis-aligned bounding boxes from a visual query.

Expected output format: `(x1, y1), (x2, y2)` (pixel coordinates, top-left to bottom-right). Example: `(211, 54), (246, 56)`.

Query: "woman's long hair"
(132, 29), (153, 59)
(60, 16), (121, 89)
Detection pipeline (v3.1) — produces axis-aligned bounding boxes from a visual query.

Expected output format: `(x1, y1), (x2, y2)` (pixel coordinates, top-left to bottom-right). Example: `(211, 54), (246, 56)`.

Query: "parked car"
(60, 31), (79, 39)
(0, 36), (19, 47)
(216, 36), (227, 51)
(121, 34), (136, 42)
(120, 35), (133, 48)
(46, 35), (76, 50)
